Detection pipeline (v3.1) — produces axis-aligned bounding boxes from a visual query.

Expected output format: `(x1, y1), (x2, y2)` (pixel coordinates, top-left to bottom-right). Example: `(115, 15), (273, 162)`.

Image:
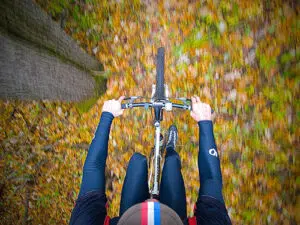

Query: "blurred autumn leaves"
(0, 0), (299, 224)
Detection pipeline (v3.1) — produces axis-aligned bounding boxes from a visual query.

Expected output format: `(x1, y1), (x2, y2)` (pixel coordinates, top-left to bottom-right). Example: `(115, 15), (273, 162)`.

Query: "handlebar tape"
(122, 103), (214, 113)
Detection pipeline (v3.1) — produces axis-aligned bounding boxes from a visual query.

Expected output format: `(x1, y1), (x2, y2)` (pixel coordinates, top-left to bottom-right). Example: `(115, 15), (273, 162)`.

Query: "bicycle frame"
(121, 47), (192, 198)
(121, 92), (191, 198)
(152, 118), (161, 197)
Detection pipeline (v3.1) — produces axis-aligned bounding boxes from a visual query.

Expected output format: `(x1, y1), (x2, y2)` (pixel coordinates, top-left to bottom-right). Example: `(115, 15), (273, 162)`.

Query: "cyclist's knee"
(129, 152), (147, 165)
(165, 153), (181, 167)
(127, 153), (148, 175)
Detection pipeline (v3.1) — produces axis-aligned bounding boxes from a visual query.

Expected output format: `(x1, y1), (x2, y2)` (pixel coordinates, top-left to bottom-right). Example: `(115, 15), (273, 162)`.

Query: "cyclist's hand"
(190, 96), (212, 122)
(102, 96), (125, 117)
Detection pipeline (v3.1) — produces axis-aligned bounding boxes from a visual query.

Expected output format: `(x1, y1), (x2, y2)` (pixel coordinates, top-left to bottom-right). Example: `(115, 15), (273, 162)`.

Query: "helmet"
(117, 200), (184, 225)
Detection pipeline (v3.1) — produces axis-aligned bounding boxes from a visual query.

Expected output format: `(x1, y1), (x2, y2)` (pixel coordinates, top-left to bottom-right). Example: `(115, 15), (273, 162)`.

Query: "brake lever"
(122, 96), (138, 109)
(122, 96), (146, 109)
(176, 97), (214, 113)
(124, 96), (142, 101)
(176, 97), (192, 110)
(176, 97), (191, 102)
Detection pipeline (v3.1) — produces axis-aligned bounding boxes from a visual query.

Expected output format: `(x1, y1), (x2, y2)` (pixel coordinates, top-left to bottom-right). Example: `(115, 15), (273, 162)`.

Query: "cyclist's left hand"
(102, 96), (125, 117)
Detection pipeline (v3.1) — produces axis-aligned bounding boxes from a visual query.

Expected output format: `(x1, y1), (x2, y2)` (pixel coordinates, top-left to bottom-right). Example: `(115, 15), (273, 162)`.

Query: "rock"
(114, 35), (119, 43)
(92, 46), (98, 55)
(256, 27), (267, 40)
(164, 1), (170, 10)
(195, 48), (208, 57)
(57, 107), (63, 116)
(229, 151), (241, 167)
(224, 70), (241, 81)
(196, 31), (202, 40)
(228, 89), (237, 101)
(245, 49), (256, 65)
(287, 107), (292, 125)
(202, 87), (212, 99)
(265, 128), (272, 140)
(121, 20), (125, 28)
(224, 52), (230, 63)
(183, 123), (188, 131)
(215, 72), (220, 80)
(112, 139), (117, 147)
(199, 7), (212, 17)
(9, 138), (18, 144)
(178, 54), (190, 65)
(43, 145), (53, 152)
(219, 21), (226, 34)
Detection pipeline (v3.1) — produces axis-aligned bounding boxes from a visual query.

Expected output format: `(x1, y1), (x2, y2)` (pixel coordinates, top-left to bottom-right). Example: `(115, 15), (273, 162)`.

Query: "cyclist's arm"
(190, 96), (231, 224)
(78, 96), (124, 197)
(190, 96), (224, 202)
(69, 112), (113, 225)
(197, 120), (223, 203)
(70, 97), (124, 225)
(78, 111), (114, 197)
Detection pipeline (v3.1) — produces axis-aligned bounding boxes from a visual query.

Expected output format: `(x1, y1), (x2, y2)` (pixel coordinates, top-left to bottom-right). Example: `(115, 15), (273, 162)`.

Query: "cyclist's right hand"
(190, 96), (212, 122)
(102, 96), (125, 117)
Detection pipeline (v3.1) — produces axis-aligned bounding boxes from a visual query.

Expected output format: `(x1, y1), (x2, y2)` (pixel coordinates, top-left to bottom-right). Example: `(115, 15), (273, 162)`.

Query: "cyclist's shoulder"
(192, 195), (232, 225)
(75, 191), (107, 206)
(196, 195), (227, 209)
(70, 191), (107, 225)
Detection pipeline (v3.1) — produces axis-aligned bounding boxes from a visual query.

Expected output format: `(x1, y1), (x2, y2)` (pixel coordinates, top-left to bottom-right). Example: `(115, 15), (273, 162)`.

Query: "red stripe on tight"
(188, 216), (197, 225)
(104, 216), (110, 225)
(141, 202), (148, 225)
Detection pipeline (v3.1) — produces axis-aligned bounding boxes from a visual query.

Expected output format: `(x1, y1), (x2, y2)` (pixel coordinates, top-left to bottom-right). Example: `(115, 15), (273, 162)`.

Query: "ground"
(0, 0), (299, 224)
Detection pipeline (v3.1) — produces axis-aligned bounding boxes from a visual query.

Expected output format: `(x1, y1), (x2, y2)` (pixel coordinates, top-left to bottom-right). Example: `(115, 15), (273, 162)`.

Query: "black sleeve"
(197, 120), (224, 203)
(195, 121), (232, 224)
(195, 195), (232, 225)
(69, 191), (107, 225)
(78, 112), (114, 197)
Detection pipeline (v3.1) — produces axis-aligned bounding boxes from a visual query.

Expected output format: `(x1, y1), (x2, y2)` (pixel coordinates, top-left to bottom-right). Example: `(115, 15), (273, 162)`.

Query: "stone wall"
(0, 0), (106, 101)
